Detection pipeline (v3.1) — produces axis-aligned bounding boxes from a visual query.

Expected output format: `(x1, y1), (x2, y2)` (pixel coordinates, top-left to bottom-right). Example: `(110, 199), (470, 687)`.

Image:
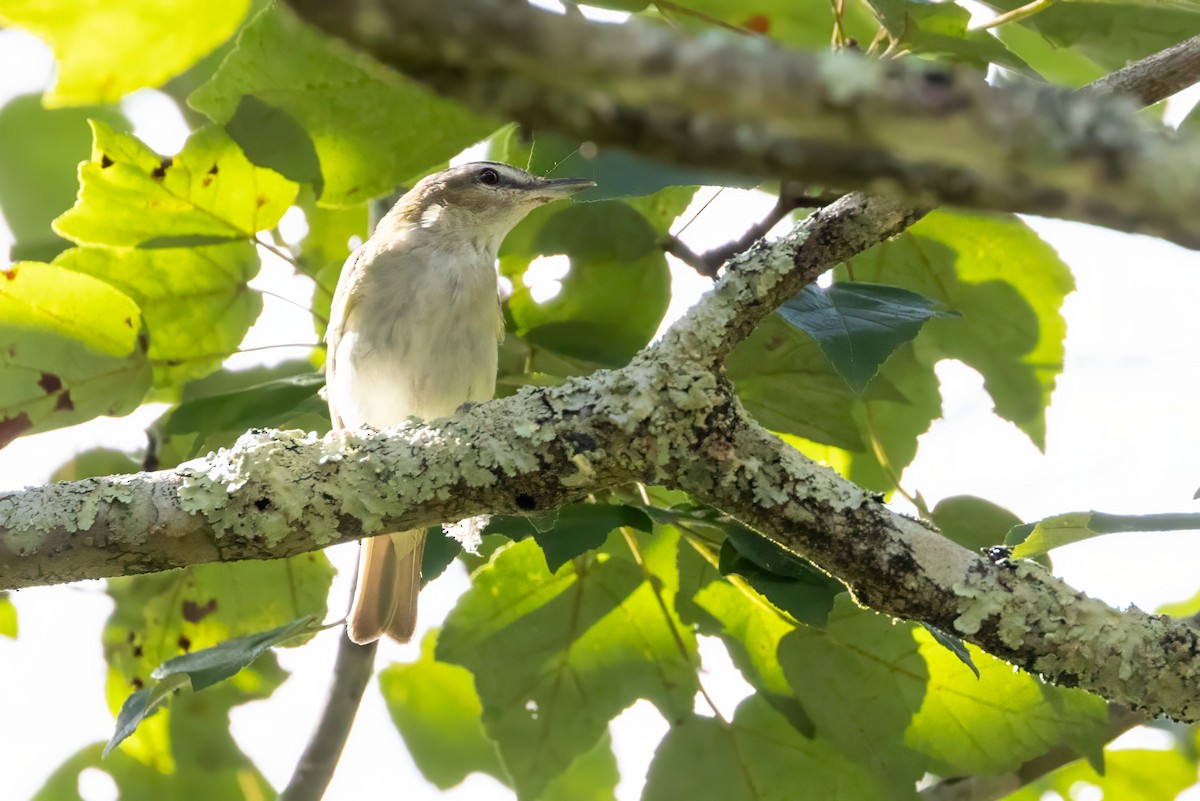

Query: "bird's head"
(380, 161), (595, 254)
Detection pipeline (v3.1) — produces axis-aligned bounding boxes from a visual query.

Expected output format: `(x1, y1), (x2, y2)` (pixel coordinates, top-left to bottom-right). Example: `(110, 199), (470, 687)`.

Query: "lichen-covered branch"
(6, 186), (1200, 721)
(283, 0), (1200, 250)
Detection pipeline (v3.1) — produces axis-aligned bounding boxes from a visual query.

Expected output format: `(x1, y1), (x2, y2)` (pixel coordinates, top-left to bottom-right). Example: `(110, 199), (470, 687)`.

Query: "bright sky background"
(4, 7), (1200, 801)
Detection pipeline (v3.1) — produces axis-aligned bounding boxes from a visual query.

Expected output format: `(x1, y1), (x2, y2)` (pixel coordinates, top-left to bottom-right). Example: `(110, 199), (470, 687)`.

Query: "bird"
(325, 161), (595, 645)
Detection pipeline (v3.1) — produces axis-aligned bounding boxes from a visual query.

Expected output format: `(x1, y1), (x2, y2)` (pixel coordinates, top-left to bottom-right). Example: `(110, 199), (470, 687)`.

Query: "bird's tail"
(346, 529), (426, 645)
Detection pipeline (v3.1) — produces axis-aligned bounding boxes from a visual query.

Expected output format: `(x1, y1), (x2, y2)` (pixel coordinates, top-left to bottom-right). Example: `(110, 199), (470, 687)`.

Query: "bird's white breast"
(327, 234), (499, 429)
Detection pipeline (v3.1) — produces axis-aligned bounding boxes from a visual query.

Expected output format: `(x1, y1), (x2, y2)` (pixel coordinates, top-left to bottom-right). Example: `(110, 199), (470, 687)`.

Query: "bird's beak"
(526, 176), (596, 203)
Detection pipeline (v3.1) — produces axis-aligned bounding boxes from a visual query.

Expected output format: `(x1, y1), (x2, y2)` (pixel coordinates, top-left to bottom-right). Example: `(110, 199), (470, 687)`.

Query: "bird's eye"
(479, 167), (500, 186)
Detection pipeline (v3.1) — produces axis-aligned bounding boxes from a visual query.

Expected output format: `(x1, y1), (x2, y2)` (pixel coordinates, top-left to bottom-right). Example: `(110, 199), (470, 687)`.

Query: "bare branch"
(279, 634), (377, 801)
(1084, 33), (1200, 107)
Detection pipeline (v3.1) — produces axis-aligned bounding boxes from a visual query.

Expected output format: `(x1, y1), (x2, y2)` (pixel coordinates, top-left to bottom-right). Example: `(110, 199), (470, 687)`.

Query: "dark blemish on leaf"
(138, 332), (150, 351)
(127, 631), (137, 643)
(177, 635), (191, 652)
(124, 317), (133, 328)
(0, 412), (32, 450)
(208, 164), (219, 176)
(254, 497), (270, 511)
(256, 194), (268, 208)
(182, 598), (217, 623)
(132, 644), (143, 658)
(3, 267), (16, 281)
(743, 14), (770, 33)
(100, 154), (114, 168)
(38, 373), (62, 394)
(131, 677), (144, 689)
(152, 157), (172, 181)
(516, 493), (537, 511)
(55, 391), (74, 412)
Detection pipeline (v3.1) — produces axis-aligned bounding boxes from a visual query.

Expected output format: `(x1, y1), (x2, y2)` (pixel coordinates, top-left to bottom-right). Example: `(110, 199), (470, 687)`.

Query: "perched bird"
(325, 161), (594, 645)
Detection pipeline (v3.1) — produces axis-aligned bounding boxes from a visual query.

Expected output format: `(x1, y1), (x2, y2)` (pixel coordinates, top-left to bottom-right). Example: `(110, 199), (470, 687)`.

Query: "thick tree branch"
(284, 0), (1200, 249)
(6, 185), (1200, 721)
(1085, 33), (1200, 106)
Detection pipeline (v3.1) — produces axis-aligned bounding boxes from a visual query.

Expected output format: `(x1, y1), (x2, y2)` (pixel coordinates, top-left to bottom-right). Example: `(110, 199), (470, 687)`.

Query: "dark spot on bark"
(563, 431), (597, 455)
(886, 541), (920, 577)
(131, 676), (144, 689)
(1056, 671), (1079, 688)
(38, 373), (62, 394)
(254, 497), (271, 511)
(3, 267), (16, 281)
(55, 391), (74, 412)
(177, 635), (192, 652)
(152, 157), (172, 181)
(182, 598), (217, 623)
(516, 493), (537, 511)
(0, 412), (33, 450)
(100, 154), (114, 168)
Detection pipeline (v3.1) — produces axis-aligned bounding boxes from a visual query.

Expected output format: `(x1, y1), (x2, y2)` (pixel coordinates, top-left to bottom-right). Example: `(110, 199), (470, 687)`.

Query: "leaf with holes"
(0, 261), (150, 449)
(53, 120), (297, 247)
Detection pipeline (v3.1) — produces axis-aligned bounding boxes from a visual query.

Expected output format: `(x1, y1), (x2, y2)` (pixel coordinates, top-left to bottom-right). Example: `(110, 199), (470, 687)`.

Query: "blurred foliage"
(1, 0), (1195, 799)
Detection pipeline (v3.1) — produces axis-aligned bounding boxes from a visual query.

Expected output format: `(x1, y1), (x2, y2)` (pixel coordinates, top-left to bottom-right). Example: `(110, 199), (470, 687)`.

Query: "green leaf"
(919, 624), (979, 679)
(437, 534), (697, 800)
(643, 699), (892, 801)
(55, 243), (265, 387)
(717, 528), (843, 628)
(189, 4), (497, 206)
(777, 598), (928, 793)
(153, 614), (319, 692)
(161, 370), (324, 436)
(980, 1), (1200, 72)
(0, 0), (250, 105)
(931, 494), (1024, 552)
(533, 503), (653, 572)
(54, 120), (298, 247)
(379, 630), (508, 789)
(866, 0), (1032, 72)
(906, 626), (1108, 776)
(0, 95), (126, 261)
(995, 19), (1106, 87)
(842, 209), (1073, 449)
(541, 731), (619, 801)
(493, 127), (756, 202)
(501, 200), (672, 367)
(0, 261), (151, 448)
(1003, 748), (1197, 801)
(0, 592), (16, 638)
(225, 94), (324, 196)
(727, 314), (902, 450)
(422, 528), (463, 586)
(778, 282), (957, 394)
(105, 673), (192, 757)
(1007, 511), (1200, 558)
(50, 447), (142, 483)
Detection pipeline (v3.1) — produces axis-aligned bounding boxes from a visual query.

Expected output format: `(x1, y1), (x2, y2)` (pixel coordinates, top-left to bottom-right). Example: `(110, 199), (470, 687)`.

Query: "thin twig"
(665, 184), (844, 278)
(279, 633), (378, 801)
(968, 0), (1055, 33)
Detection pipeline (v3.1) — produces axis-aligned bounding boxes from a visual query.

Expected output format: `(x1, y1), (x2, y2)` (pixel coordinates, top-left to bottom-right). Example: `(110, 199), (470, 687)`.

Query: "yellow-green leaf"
(0, 0), (250, 106)
(54, 121), (297, 247)
(0, 260), (150, 447)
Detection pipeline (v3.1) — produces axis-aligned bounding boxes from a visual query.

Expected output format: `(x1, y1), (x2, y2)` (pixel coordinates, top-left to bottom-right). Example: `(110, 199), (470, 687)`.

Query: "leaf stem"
(968, 0), (1055, 32)
(619, 526), (728, 725)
